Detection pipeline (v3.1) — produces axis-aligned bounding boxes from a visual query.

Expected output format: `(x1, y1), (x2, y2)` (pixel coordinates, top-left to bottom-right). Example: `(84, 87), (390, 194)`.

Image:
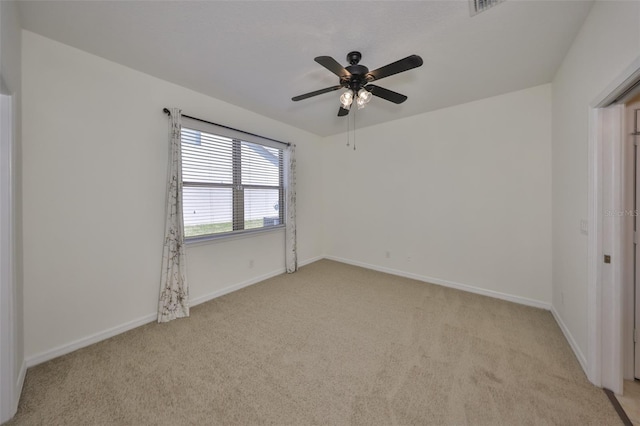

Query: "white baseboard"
(189, 255), (324, 307)
(189, 267), (286, 306)
(324, 255), (551, 310)
(26, 254), (560, 370)
(299, 255), (324, 267)
(323, 256), (591, 377)
(551, 304), (588, 375)
(26, 256), (325, 368)
(26, 311), (158, 368)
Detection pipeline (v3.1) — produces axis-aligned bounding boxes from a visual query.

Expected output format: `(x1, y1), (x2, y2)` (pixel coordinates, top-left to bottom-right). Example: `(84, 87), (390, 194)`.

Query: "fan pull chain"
(353, 108), (356, 151)
(344, 107), (356, 151)
(346, 108), (350, 148)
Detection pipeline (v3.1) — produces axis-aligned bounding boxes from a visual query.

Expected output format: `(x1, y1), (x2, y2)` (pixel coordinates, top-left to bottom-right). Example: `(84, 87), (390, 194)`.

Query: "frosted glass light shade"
(340, 90), (353, 108)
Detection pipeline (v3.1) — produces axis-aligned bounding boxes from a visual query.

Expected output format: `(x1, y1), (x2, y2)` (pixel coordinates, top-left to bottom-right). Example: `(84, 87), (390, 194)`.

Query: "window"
(468, 0), (505, 16)
(180, 120), (285, 240)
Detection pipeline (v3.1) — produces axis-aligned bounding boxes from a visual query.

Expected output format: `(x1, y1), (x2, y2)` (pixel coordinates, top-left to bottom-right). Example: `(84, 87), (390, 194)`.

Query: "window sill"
(184, 225), (285, 247)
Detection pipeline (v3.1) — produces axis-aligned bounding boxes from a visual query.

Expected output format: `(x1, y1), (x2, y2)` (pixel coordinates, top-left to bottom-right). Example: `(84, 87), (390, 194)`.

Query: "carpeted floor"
(6, 260), (621, 425)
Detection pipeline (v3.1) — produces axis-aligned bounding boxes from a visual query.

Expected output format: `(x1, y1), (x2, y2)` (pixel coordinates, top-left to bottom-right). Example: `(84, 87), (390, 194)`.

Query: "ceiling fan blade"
(292, 85), (343, 101)
(366, 85), (408, 104)
(338, 106), (350, 117)
(366, 55), (423, 82)
(315, 56), (351, 78)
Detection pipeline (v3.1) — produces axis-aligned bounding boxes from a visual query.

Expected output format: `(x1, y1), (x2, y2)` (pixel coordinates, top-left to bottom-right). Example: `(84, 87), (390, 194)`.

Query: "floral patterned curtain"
(158, 108), (189, 322)
(285, 144), (297, 273)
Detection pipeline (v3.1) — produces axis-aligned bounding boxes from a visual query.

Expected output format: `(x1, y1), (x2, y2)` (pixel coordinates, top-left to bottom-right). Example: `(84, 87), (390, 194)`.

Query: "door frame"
(0, 90), (16, 421)
(588, 55), (640, 394)
(633, 105), (640, 380)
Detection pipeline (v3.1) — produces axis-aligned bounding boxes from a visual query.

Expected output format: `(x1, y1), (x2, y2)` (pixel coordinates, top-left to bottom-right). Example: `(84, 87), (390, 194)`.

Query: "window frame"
(180, 117), (286, 243)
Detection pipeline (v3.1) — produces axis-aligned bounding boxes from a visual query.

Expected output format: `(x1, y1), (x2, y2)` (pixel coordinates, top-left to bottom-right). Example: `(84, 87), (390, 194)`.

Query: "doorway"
(587, 56), (640, 397)
(628, 96), (640, 381)
(609, 94), (640, 425)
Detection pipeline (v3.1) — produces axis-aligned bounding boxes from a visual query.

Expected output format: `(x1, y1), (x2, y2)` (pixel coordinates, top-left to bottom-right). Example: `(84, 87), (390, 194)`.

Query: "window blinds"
(180, 120), (285, 239)
(469, 0), (505, 16)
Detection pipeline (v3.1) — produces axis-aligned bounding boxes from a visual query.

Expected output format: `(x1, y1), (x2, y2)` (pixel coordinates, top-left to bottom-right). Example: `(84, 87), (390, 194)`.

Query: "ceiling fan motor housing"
(343, 66), (369, 90)
(343, 52), (369, 90)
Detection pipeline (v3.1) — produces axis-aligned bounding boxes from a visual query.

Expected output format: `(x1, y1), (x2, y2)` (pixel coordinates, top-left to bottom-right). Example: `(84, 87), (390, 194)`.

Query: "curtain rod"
(163, 108), (290, 147)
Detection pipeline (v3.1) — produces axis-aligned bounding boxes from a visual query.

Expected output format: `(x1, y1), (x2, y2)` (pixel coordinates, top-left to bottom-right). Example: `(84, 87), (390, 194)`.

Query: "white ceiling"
(18, 0), (593, 137)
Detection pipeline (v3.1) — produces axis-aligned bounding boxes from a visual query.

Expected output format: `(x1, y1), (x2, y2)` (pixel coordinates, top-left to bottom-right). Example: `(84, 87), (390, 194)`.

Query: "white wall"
(322, 84), (552, 306)
(21, 31), (323, 362)
(0, 0), (24, 422)
(552, 1), (640, 362)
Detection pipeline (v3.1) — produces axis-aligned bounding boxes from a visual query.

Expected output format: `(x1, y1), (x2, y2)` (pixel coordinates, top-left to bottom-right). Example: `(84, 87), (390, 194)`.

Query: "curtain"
(158, 108), (189, 323)
(285, 144), (297, 273)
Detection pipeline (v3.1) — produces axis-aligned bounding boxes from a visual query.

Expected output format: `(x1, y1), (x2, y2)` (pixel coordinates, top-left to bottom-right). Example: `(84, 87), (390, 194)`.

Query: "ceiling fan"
(292, 51), (423, 117)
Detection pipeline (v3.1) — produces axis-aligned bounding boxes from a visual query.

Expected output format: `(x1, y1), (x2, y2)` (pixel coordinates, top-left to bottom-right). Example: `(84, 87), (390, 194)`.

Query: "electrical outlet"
(249, 259), (254, 268)
(385, 251), (390, 259)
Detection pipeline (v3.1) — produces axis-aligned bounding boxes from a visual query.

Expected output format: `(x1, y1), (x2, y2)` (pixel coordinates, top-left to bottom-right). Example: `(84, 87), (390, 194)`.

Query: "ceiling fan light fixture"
(340, 90), (354, 108)
(358, 88), (372, 104)
(356, 88), (372, 109)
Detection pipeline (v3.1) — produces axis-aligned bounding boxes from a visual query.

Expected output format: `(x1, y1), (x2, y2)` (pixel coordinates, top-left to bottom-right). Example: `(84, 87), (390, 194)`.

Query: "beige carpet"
(6, 260), (621, 425)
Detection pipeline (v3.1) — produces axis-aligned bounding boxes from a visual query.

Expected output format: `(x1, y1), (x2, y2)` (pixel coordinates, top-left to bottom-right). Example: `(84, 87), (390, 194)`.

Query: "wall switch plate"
(580, 219), (588, 235)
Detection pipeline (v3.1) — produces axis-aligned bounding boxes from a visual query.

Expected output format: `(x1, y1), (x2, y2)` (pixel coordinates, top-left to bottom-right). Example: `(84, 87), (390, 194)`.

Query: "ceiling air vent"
(469, 0), (505, 16)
